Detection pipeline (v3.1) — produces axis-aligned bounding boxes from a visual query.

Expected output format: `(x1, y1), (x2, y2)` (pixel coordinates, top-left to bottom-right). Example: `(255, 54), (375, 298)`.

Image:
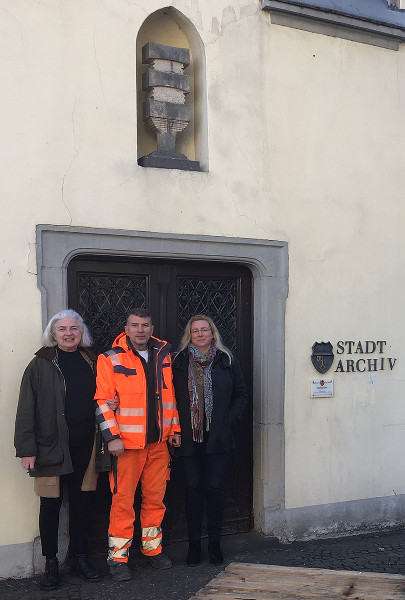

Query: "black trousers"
(39, 469), (93, 558)
(182, 439), (229, 544)
(39, 437), (94, 559)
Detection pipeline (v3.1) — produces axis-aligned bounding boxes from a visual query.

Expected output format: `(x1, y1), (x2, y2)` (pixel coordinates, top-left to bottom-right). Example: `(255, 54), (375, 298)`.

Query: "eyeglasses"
(191, 328), (211, 334)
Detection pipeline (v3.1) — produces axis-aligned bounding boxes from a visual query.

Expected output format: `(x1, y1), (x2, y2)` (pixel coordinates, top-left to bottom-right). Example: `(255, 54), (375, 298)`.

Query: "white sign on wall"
(311, 378), (334, 398)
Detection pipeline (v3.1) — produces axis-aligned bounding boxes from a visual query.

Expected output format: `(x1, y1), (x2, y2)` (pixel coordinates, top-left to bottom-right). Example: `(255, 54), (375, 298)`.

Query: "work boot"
(143, 552), (172, 569)
(208, 542), (223, 565)
(109, 561), (132, 581)
(40, 558), (61, 590)
(72, 554), (102, 582)
(186, 541), (201, 566)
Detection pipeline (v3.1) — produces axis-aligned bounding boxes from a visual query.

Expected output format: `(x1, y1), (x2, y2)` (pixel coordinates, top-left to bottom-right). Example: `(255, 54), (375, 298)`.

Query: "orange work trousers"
(108, 442), (170, 563)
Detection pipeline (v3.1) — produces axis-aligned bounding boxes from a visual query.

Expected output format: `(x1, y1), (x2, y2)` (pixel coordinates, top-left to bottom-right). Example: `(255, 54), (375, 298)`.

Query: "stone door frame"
(36, 224), (289, 537)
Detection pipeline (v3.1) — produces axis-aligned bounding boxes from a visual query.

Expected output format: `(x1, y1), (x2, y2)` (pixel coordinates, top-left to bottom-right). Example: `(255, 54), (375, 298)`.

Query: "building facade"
(1, 0), (405, 578)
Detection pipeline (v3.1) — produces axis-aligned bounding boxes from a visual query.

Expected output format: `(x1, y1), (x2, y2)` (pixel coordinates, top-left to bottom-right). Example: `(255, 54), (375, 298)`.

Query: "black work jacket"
(14, 346), (97, 477)
(172, 349), (248, 456)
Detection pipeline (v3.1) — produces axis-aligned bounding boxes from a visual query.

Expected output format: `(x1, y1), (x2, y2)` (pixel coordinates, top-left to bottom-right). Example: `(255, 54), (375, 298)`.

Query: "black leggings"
(39, 470), (92, 558)
(182, 440), (229, 544)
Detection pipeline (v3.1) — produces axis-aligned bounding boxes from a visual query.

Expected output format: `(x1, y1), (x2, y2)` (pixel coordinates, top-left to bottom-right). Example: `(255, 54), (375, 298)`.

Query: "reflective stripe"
(104, 349), (118, 357)
(142, 537), (162, 551)
(119, 424), (144, 433)
(100, 419), (118, 431)
(117, 408), (144, 416)
(141, 526), (162, 551)
(142, 526), (162, 539)
(96, 403), (113, 416)
(162, 402), (177, 410)
(163, 417), (179, 426)
(108, 534), (133, 550)
(109, 354), (122, 367)
(104, 347), (125, 356)
(108, 534), (132, 562)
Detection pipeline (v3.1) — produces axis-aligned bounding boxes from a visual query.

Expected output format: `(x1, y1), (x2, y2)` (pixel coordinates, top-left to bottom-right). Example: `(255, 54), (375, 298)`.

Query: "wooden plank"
(215, 568), (404, 587)
(188, 562), (405, 600)
(203, 577), (405, 599)
(213, 568), (405, 594)
(226, 562), (405, 582)
(190, 589), (318, 600)
(224, 563), (405, 589)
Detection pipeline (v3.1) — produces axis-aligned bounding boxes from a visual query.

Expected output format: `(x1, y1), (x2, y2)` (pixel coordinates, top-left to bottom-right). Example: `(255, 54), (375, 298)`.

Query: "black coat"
(172, 349), (248, 456)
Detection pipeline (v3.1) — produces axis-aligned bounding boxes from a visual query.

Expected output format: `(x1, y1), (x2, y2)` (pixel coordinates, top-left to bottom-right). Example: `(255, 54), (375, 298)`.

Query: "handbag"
(95, 422), (112, 472)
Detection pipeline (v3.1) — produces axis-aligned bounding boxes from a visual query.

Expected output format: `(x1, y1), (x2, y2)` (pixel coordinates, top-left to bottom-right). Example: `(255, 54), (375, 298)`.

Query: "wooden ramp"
(189, 562), (405, 599)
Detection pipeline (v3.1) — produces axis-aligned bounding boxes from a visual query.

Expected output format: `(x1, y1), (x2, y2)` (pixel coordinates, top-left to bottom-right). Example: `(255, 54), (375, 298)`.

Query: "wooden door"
(68, 256), (252, 547)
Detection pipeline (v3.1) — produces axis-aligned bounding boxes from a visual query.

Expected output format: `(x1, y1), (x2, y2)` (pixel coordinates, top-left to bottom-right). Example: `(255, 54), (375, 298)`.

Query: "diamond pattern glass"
(77, 273), (148, 354)
(177, 278), (238, 352)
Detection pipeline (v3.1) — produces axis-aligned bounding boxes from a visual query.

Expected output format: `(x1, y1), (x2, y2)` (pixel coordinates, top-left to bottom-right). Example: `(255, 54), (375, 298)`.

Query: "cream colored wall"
(264, 25), (405, 508)
(1, 0), (405, 573)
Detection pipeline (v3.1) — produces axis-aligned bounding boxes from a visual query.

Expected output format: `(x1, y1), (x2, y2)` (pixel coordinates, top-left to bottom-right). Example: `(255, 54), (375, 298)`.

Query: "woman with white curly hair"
(14, 309), (102, 590)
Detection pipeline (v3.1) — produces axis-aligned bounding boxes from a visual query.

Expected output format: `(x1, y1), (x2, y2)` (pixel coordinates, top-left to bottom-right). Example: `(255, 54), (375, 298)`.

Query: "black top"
(57, 348), (96, 447)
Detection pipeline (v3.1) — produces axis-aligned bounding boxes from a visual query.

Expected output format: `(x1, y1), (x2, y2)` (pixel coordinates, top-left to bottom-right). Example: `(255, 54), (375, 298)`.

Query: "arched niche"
(136, 7), (208, 171)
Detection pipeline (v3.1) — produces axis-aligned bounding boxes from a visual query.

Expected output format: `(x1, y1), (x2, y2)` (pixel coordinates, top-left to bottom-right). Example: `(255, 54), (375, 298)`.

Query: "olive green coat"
(14, 346), (98, 496)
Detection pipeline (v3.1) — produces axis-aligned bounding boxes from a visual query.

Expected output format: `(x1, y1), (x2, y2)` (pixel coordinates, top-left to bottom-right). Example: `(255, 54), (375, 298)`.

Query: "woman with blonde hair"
(172, 314), (247, 566)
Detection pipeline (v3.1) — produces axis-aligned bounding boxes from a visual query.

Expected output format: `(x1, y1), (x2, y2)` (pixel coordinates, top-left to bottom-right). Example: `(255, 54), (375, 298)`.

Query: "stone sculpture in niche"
(138, 41), (200, 171)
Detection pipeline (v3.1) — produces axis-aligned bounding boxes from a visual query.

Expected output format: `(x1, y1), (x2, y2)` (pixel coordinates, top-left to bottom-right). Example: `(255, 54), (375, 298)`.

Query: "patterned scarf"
(188, 342), (216, 443)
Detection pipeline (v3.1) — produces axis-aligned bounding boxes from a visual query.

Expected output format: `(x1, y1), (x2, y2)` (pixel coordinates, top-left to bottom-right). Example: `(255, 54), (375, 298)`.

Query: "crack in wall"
(93, 27), (105, 98)
(26, 243), (37, 275)
(60, 97), (78, 225)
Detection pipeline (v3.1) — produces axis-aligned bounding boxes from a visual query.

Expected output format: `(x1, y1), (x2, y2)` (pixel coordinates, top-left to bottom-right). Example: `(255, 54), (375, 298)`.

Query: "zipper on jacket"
(129, 342), (149, 448)
(52, 356), (66, 405)
(144, 354), (149, 446)
(155, 344), (166, 443)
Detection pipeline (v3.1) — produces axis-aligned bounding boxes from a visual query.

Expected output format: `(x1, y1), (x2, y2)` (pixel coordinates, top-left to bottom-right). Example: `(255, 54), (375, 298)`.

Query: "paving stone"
(1, 530), (405, 599)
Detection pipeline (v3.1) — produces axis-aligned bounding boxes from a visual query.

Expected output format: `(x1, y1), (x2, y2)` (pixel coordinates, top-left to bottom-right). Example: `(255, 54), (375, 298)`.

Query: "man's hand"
(106, 395), (119, 411)
(108, 438), (125, 456)
(168, 434), (181, 447)
(21, 456), (36, 471)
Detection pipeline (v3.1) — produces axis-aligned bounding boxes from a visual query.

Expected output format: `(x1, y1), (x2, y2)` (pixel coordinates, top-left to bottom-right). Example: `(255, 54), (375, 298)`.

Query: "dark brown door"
(68, 256), (252, 546)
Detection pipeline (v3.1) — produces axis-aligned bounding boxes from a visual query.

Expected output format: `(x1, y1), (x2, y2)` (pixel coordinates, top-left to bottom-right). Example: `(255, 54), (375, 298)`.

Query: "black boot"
(40, 558), (61, 590)
(208, 542), (223, 565)
(72, 554), (102, 582)
(186, 541), (201, 566)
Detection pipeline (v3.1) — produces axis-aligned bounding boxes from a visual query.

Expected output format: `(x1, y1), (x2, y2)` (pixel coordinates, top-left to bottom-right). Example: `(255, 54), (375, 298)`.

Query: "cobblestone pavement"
(1, 529), (405, 600)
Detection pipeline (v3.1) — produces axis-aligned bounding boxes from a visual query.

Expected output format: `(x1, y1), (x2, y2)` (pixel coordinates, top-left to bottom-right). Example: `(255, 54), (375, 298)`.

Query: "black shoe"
(40, 558), (61, 590)
(208, 542), (223, 565)
(72, 554), (102, 582)
(143, 552), (172, 569)
(109, 562), (132, 581)
(186, 541), (201, 566)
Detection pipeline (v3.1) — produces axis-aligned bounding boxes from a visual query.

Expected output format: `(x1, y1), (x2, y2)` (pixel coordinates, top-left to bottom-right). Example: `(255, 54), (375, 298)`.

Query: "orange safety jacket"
(95, 333), (180, 449)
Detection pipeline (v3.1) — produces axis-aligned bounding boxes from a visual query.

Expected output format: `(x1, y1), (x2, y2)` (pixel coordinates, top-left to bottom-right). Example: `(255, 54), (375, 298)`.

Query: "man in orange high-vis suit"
(95, 307), (181, 582)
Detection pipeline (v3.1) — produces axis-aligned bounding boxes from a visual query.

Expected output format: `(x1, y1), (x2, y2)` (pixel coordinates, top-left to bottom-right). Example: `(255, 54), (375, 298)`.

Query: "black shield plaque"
(311, 341), (334, 374)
